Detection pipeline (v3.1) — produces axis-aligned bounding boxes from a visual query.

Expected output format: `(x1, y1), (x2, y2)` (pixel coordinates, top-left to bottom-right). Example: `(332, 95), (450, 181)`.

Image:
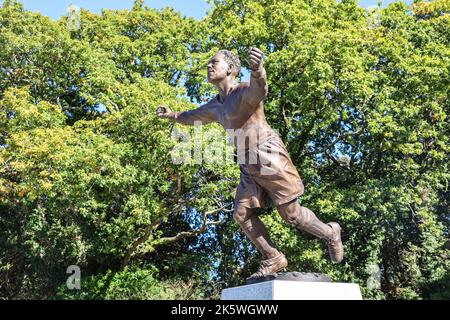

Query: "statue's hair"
(217, 50), (241, 77)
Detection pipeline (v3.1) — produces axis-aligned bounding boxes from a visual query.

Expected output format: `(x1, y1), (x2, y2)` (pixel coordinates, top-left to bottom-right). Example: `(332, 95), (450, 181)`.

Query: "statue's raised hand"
(248, 47), (265, 71)
(156, 105), (172, 119)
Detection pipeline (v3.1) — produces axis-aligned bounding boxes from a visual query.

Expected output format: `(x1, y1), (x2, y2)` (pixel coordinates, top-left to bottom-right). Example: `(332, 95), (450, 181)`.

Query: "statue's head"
(207, 50), (241, 83)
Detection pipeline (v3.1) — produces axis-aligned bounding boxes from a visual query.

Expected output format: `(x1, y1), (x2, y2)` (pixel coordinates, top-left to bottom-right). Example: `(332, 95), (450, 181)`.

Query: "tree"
(1, 0), (448, 299)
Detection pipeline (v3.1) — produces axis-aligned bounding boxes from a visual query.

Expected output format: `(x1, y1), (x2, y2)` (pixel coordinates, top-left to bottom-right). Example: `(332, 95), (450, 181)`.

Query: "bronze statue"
(157, 48), (343, 279)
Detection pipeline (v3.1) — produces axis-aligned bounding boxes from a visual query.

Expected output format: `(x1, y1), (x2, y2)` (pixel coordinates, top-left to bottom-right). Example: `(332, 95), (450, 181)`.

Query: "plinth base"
(246, 272), (332, 285)
(221, 280), (363, 300)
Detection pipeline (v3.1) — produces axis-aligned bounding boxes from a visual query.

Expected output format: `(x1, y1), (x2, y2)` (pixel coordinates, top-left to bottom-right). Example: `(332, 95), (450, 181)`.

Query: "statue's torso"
(207, 83), (276, 149)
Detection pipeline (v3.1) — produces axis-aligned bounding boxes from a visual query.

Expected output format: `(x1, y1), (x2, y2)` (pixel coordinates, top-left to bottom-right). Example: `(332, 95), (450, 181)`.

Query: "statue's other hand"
(248, 47), (265, 71)
(156, 105), (172, 119)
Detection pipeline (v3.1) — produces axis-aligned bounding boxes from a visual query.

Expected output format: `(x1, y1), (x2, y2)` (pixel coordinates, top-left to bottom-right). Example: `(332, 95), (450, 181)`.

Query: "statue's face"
(207, 53), (231, 83)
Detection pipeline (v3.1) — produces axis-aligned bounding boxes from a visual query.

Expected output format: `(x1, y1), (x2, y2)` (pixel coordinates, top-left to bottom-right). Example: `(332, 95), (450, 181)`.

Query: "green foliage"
(56, 266), (205, 300)
(1, 0), (448, 300)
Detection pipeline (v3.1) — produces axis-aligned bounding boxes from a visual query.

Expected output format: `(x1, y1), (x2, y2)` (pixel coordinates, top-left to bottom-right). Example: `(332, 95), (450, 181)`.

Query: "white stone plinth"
(221, 280), (363, 300)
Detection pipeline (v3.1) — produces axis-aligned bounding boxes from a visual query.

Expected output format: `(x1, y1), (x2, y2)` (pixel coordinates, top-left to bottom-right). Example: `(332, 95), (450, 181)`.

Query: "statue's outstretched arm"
(156, 103), (216, 126)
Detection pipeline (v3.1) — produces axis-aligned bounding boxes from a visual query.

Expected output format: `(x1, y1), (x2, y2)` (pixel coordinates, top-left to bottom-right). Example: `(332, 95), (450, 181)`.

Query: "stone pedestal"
(221, 273), (363, 300)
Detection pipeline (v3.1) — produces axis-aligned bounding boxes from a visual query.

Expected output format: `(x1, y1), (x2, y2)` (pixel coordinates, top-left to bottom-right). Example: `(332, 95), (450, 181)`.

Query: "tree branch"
(56, 96), (63, 111)
(307, 129), (362, 156)
(120, 202), (233, 269)
(153, 202), (233, 246)
(154, 220), (223, 246)
(325, 149), (351, 171)
(120, 218), (162, 270)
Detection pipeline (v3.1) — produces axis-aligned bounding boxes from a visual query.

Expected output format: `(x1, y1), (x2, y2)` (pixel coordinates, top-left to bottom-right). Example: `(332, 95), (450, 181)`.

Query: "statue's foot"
(247, 253), (288, 280)
(327, 222), (344, 263)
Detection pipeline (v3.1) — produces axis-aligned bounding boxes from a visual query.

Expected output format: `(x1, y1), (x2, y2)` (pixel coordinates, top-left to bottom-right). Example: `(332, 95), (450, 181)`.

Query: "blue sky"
(14, 0), (413, 21)
(15, 0), (210, 20)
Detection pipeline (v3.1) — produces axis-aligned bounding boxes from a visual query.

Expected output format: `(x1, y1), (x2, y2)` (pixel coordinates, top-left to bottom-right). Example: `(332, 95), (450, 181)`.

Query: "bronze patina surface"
(157, 48), (344, 279)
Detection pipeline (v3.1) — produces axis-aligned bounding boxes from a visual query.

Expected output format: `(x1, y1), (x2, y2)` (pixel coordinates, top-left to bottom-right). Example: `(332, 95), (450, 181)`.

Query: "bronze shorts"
(235, 134), (304, 208)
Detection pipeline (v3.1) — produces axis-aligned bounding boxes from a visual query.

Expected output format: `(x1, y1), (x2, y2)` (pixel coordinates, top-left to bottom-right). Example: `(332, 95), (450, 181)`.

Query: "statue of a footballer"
(157, 47), (343, 280)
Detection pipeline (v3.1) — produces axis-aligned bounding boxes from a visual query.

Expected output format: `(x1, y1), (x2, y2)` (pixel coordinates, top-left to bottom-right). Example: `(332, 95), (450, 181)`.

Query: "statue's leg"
(234, 205), (288, 277)
(233, 205), (280, 259)
(277, 199), (344, 263)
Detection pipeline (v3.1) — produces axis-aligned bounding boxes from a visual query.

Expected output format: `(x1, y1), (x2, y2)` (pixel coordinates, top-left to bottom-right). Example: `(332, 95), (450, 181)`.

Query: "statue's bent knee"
(233, 207), (251, 226)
